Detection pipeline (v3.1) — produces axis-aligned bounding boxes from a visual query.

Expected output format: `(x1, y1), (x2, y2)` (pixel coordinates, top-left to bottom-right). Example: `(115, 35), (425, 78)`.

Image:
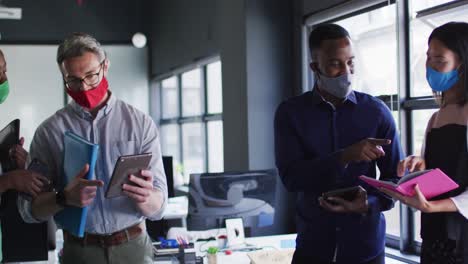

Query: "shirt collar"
(70, 91), (116, 120)
(310, 85), (358, 105)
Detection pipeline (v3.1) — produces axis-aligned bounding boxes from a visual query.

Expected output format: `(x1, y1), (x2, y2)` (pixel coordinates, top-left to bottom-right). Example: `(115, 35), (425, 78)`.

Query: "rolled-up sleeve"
(141, 115), (168, 221)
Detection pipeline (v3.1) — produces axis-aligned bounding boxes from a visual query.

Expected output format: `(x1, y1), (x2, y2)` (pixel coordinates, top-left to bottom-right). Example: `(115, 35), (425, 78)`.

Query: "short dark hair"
(429, 22), (468, 105)
(308, 24), (350, 60)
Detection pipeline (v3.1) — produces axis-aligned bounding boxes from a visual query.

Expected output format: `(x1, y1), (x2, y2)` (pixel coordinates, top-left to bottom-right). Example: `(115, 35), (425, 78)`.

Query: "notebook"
(54, 131), (99, 237)
(359, 168), (459, 199)
(0, 119), (20, 172)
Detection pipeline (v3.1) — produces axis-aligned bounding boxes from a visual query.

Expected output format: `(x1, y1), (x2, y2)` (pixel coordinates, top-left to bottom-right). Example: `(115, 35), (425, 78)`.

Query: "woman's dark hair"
(429, 22), (468, 105)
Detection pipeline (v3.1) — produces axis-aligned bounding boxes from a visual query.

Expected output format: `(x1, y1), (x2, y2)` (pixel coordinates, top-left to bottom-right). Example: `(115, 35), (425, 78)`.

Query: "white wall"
(0, 45), (64, 150)
(0, 45), (149, 150)
(105, 45), (149, 114)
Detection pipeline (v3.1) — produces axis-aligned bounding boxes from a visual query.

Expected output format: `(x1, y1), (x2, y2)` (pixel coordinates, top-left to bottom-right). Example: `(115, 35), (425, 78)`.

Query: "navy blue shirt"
(274, 89), (403, 263)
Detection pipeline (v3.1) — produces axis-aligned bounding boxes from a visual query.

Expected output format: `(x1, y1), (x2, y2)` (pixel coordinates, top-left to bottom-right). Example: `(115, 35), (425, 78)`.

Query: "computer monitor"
(146, 156), (175, 240)
(187, 169), (277, 237)
(162, 156), (174, 198)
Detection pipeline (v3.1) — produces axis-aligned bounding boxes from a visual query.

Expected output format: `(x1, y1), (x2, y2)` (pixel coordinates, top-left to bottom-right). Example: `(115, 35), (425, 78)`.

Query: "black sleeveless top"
(422, 124), (468, 251)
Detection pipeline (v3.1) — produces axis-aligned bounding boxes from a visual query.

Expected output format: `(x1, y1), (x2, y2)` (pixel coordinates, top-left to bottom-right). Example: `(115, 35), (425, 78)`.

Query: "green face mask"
(0, 80), (9, 104)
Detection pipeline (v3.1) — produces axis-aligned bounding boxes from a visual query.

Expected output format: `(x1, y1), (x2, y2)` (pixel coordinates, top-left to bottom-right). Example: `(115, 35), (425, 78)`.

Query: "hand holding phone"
(322, 186), (361, 203)
(17, 159), (51, 199)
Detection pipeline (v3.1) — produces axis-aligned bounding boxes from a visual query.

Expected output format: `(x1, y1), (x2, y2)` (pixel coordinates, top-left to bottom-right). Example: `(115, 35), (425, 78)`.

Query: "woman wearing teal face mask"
(0, 49), (48, 262)
(381, 22), (468, 264)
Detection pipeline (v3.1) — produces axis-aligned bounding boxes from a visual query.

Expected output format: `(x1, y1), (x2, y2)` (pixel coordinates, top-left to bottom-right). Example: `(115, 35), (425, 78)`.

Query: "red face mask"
(66, 77), (109, 109)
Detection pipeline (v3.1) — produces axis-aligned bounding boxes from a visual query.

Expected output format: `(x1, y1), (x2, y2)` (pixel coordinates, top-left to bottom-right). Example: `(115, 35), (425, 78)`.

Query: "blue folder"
(55, 131), (99, 237)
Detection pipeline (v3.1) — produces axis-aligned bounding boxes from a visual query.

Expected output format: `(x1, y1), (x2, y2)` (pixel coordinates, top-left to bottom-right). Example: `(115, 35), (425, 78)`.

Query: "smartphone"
(24, 159), (51, 199)
(322, 186), (361, 202)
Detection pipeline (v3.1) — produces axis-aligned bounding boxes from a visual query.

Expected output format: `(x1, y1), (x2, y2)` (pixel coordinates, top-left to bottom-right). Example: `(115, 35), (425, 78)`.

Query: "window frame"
(152, 56), (223, 179)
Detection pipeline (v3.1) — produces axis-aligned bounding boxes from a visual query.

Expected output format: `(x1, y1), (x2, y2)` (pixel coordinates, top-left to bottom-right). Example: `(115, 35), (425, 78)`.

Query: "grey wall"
(148, 0), (293, 170)
(0, 0), (144, 43)
(105, 46), (149, 114)
(148, 0), (295, 234)
(244, 0), (294, 235)
(148, 0), (220, 77)
(216, 0), (250, 171)
(0, 45), (63, 149)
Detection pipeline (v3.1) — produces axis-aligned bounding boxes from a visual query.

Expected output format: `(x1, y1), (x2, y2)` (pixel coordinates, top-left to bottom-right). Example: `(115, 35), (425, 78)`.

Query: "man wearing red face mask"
(17, 33), (168, 264)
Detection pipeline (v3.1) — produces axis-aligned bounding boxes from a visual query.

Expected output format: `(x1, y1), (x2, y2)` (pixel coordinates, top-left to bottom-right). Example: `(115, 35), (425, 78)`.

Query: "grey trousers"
(62, 232), (153, 264)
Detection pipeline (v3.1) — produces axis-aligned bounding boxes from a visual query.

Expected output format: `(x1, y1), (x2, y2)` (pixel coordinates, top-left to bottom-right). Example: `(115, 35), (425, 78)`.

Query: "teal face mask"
(0, 80), (9, 104)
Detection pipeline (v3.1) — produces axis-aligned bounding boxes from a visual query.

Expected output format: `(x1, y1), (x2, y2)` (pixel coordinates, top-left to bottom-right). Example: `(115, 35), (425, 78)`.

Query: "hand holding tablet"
(105, 153), (152, 199)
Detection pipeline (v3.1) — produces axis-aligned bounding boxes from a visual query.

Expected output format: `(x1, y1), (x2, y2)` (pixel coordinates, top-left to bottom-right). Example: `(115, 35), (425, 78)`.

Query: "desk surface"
(195, 233), (297, 264)
(162, 196), (188, 220)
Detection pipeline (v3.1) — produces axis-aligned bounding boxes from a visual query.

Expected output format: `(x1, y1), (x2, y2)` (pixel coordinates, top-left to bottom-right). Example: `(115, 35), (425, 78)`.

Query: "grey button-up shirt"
(18, 93), (167, 234)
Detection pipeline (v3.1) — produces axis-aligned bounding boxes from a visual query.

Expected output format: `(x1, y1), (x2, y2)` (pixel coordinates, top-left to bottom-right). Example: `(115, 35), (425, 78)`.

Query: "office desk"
(162, 196), (188, 227)
(195, 233), (297, 264)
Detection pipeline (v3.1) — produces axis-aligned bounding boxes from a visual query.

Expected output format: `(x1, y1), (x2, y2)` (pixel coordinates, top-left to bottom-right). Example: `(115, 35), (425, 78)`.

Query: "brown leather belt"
(63, 222), (143, 248)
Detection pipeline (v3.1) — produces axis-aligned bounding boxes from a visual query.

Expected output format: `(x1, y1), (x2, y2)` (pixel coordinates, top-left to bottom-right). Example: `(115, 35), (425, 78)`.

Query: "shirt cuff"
(450, 189), (468, 219)
(17, 194), (43, 223)
(145, 185), (168, 221)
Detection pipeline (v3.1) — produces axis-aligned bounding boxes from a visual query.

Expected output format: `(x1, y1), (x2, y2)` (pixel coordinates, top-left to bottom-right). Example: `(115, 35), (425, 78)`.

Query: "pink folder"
(359, 168), (459, 199)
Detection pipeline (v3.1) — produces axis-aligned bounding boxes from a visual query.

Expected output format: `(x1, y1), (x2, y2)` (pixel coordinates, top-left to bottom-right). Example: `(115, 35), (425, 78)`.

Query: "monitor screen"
(187, 169), (277, 236)
(162, 156), (174, 198)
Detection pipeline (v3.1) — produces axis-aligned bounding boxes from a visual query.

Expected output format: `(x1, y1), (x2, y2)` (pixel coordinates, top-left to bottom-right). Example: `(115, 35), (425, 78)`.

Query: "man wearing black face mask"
(274, 24), (403, 264)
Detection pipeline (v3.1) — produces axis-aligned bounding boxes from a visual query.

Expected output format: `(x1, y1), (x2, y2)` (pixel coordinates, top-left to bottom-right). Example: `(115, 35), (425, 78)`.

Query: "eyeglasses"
(64, 62), (104, 91)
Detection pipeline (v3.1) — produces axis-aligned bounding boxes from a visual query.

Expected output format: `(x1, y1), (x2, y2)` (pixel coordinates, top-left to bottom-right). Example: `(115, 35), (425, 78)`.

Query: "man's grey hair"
(57, 32), (106, 65)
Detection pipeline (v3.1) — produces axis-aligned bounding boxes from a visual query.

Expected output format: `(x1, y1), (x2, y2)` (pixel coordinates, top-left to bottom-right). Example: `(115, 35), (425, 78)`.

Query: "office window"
(182, 123), (205, 178)
(332, 2), (401, 238)
(335, 4), (398, 97)
(304, 0), (468, 255)
(411, 0), (457, 12)
(411, 109), (437, 242)
(207, 120), (224, 172)
(182, 69), (203, 116)
(161, 77), (179, 119)
(410, 0), (468, 97)
(160, 124), (180, 162)
(207, 61), (223, 114)
(156, 59), (224, 184)
(411, 109), (437, 156)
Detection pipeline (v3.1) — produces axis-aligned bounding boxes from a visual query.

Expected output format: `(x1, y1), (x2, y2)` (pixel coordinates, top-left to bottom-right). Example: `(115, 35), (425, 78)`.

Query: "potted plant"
(206, 246), (219, 264)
